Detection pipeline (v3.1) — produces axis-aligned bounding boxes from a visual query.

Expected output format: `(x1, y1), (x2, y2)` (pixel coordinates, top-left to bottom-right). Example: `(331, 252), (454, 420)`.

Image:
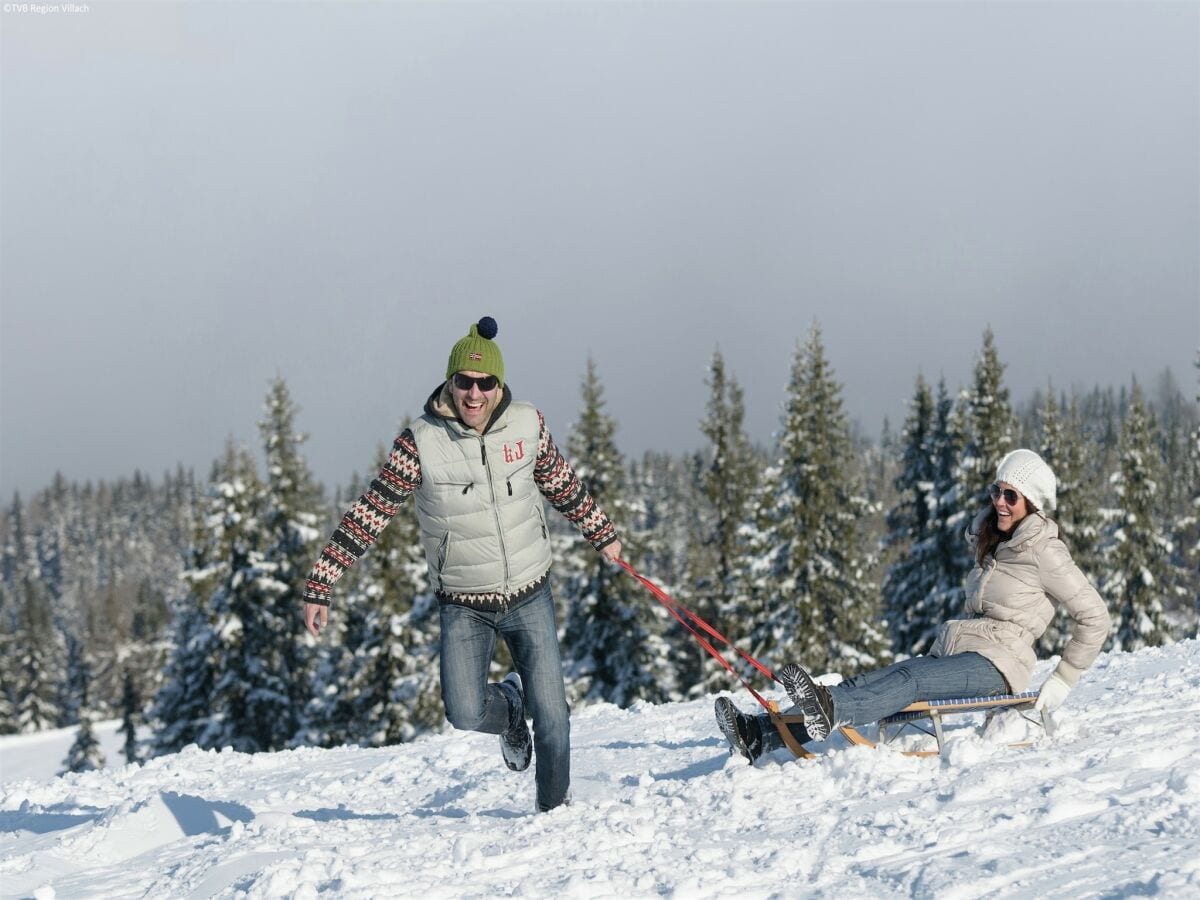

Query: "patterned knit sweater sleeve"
(302, 429), (422, 606)
(533, 410), (618, 550)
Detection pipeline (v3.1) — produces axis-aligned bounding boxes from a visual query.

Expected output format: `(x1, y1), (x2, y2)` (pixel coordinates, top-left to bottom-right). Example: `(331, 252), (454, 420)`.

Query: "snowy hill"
(2, 642), (1198, 899)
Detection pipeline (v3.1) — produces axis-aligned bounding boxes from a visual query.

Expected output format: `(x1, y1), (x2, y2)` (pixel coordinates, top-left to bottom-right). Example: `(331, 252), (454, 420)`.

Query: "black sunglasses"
(452, 373), (499, 392)
(988, 483), (1022, 506)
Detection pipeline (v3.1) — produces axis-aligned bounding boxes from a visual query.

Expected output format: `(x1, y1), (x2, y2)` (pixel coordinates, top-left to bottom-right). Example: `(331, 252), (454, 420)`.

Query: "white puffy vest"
(409, 401), (552, 594)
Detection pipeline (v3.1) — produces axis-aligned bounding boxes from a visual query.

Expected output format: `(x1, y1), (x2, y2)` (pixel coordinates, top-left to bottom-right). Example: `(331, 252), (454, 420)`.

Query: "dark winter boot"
(497, 673), (532, 772)
(714, 697), (764, 763)
(778, 663), (840, 741)
(536, 793), (570, 813)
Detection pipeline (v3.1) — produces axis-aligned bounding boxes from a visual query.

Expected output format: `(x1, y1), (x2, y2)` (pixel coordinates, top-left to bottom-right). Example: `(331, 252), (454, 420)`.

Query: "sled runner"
(767, 691), (1052, 758)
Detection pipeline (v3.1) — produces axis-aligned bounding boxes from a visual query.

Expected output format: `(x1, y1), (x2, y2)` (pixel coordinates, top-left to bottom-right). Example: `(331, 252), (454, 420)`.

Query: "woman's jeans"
(439, 579), (570, 811)
(758, 652), (1007, 750)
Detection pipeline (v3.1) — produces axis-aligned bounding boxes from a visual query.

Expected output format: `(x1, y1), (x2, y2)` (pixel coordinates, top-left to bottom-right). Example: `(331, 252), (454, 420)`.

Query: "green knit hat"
(445, 316), (504, 385)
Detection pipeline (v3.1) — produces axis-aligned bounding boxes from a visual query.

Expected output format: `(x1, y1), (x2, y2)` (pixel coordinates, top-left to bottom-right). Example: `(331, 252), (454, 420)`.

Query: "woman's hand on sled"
(1034, 671), (1071, 712)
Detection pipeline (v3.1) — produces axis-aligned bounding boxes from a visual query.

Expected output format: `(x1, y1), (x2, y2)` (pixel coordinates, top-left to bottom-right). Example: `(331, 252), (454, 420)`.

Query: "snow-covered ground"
(2, 641), (1198, 899)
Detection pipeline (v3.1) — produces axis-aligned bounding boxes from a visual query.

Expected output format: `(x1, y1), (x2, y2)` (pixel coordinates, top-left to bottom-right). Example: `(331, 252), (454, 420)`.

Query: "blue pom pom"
(477, 316), (498, 340)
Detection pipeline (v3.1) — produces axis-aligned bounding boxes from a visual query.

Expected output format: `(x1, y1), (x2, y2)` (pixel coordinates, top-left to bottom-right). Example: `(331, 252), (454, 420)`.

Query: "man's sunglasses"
(452, 373), (499, 392)
(988, 483), (1022, 506)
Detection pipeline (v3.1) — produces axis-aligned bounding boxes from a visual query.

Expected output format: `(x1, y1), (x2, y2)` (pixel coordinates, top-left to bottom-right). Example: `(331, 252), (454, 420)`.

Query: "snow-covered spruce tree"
(746, 324), (888, 677)
(2, 492), (32, 588)
(859, 418), (901, 585)
(691, 350), (760, 692)
(170, 379), (320, 754)
(0, 584), (17, 734)
(1184, 354), (1200, 635)
(127, 576), (173, 708)
(955, 327), (1017, 515)
(561, 357), (670, 707)
(120, 667), (141, 764)
(62, 659), (105, 774)
(623, 451), (693, 701)
(0, 473), (190, 729)
(1055, 394), (1105, 573)
(304, 436), (441, 749)
(13, 576), (64, 733)
(3, 496), (65, 734)
(1159, 406), (1192, 532)
(627, 452), (698, 604)
(916, 331), (1016, 639)
(1, 498), (38, 734)
(93, 470), (185, 708)
(64, 705), (102, 777)
(257, 377), (325, 747)
(882, 374), (942, 656)
(62, 707), (106, 775)
(298, 568), (366, 748)
(3, 470), (190, 722)
(902, 377), (968, 652)
(196, 444), (285, 753)
(1103, 383), (1174, 650)
(1079, 385), (1122, 477)
(1035, 385), (1105, 654)
(150, 444), (254, 756)
(149, 590), (214, 756)
(348, 586), (442, 747)
(35, 474), (69, 602)
(1160, 414), (1198, 627)
(58, 631), (88, 727)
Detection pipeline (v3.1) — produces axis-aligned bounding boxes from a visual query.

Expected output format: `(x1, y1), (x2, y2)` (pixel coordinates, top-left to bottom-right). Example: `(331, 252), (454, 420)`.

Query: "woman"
(716, 448), (1111, 762)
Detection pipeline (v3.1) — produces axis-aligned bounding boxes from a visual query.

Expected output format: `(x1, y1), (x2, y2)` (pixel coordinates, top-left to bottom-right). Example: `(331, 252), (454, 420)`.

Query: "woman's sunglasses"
(452, 373), (499, 392)
(988, 483), (1021, 506)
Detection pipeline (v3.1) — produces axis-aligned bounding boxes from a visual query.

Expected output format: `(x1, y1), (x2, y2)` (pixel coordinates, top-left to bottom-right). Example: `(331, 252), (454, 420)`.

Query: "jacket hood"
(424, 381), (513, 435)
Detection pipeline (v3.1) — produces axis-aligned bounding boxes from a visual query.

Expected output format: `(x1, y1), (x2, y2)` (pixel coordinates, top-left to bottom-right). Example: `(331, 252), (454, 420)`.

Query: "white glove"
(1034, 671), (1071, 713)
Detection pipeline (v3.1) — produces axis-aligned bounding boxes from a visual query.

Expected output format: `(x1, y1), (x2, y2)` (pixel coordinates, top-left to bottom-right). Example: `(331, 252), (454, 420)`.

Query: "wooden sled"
(768, 691), (1051, 758)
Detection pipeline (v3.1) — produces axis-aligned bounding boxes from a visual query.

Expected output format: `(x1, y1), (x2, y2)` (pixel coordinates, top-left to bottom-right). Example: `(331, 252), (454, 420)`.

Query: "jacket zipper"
(480, 437), (511, 599)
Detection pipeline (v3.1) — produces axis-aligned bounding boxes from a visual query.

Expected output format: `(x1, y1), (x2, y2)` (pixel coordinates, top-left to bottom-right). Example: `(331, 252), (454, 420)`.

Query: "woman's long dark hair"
(974, 496), (1049, 566)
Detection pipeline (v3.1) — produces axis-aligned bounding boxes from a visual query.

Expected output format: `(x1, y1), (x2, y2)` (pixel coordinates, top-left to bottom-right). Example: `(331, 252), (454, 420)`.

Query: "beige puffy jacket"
(930, 508), (1111, 692)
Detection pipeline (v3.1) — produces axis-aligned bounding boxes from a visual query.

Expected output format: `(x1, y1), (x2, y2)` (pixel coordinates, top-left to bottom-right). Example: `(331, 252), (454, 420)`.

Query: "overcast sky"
(1, 1), (1197, 500)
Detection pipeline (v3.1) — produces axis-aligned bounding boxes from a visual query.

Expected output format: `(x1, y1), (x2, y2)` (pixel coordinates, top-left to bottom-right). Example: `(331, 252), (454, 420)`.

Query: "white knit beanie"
(995, 449), (1057, 512)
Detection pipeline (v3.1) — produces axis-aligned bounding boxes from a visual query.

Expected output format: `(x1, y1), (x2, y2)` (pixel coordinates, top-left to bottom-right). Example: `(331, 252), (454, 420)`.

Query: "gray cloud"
(2, 1), (1196, 497)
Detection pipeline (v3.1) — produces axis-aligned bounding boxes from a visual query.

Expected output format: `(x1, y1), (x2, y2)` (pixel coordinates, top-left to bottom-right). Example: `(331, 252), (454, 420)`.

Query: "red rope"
(615, 558), (779, 712)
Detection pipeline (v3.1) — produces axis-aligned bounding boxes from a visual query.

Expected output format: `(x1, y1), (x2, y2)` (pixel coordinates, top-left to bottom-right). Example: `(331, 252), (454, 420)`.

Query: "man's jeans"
(758, 652), (1007, 750)
(439, 579), (570, 811)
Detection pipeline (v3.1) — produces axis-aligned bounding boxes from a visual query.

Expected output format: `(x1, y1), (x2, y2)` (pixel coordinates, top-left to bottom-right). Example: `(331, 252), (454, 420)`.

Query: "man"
(303, 316), (622, 813)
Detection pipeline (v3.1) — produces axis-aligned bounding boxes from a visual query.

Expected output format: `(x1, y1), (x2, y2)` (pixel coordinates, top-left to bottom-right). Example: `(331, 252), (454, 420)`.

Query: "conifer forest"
(3, 327), (1197, 771)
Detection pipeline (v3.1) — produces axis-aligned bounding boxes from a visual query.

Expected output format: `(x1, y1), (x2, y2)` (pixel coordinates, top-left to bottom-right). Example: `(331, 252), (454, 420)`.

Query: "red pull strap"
(615, 558), (779, 713)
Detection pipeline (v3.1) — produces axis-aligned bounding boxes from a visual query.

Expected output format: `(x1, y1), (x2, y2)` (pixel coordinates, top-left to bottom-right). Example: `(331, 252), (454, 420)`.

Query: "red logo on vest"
(503, 440), (525, 463)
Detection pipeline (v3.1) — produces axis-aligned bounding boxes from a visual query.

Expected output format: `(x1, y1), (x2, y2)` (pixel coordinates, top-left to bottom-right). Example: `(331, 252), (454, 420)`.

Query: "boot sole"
(714, 697), (754, 762)
(778, 664), (832, 741)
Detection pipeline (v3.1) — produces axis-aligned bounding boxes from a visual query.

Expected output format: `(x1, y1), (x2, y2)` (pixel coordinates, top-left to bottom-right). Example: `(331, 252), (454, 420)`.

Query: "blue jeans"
(758, 651), (1007, 750)
(439, 579), (570, 811)
(827, 652), (1007, 726)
